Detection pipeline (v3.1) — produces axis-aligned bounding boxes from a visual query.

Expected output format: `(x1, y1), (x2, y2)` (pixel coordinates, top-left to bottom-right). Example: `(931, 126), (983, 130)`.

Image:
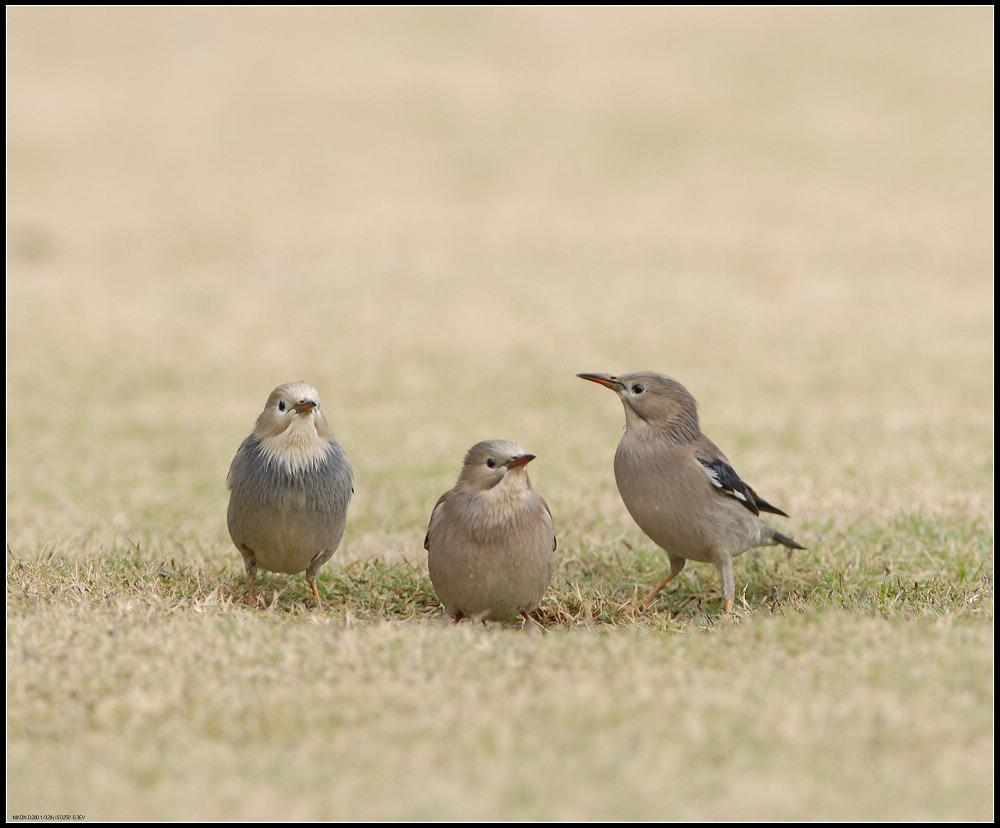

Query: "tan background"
(6, 7), (993, 821)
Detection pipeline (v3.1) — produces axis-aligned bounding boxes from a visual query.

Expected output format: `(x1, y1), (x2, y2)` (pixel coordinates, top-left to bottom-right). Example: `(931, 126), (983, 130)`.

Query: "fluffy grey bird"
(577, 371), (804, 613)
(425, 440), (556, 624)
(226, 381), (354, 609)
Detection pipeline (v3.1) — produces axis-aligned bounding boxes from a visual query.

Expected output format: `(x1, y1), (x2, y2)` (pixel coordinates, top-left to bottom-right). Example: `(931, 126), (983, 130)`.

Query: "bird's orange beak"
(577, 373), (621, 390)
(293, 399), (317, 414)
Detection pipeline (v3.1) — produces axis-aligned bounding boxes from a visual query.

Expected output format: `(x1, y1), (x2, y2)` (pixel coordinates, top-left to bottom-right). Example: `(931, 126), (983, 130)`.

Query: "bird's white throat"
(258, 417), (330, 473)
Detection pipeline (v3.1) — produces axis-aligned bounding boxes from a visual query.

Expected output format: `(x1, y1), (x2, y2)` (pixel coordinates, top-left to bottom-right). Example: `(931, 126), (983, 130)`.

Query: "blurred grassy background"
(6, 6), (993, 821)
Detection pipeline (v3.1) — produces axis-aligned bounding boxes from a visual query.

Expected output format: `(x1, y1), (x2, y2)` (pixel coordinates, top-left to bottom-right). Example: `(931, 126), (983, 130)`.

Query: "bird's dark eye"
(278, 400), (286, 412)
(632, 384), (645, 394)
(486, 458), (497, 469)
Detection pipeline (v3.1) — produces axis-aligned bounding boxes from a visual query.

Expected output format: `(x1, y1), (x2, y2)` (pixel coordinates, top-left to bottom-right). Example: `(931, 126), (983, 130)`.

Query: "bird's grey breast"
(229, 435), (353, 510)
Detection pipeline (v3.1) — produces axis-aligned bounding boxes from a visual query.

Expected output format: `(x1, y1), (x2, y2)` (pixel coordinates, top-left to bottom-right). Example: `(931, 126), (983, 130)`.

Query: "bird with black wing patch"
(578, 371), (804, 613)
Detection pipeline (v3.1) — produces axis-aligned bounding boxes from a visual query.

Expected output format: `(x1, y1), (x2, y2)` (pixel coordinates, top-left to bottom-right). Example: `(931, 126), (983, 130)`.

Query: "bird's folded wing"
(696, 454), (790, 518)
(696, 454), (762, 515)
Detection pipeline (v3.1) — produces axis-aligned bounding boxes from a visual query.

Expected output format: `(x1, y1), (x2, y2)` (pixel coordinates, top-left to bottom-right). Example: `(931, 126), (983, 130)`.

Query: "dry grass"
(6, 6), (993, 821)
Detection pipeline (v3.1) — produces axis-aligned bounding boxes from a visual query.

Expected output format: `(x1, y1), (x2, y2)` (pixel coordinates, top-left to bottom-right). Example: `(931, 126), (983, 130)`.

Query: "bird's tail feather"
(773, 530), (806, 550)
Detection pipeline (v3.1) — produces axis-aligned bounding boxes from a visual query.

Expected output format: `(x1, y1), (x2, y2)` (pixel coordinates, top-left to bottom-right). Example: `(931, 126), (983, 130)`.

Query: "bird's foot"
(310, 580), (324, 611)
(520, 611), (547, 633)
(609, 596), (651, 619)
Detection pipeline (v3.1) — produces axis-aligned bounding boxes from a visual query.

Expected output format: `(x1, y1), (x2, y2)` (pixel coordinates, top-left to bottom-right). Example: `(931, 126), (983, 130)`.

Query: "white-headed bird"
(227, 381), (354, 609)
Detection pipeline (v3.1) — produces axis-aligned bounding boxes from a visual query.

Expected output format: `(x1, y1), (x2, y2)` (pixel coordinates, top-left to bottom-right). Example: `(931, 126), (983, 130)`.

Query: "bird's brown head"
(458, 439), (536, 492)
(577, 371), (700, 442)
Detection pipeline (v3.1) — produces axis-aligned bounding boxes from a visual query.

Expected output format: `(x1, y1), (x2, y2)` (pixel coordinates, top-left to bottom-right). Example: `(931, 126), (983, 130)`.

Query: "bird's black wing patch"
(696, 455), (791, 518)
(696, 455), (761, 515)
(747, 489), (790, 518)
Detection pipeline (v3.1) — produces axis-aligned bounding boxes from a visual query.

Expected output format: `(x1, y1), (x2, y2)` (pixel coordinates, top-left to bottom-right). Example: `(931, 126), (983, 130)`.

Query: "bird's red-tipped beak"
(293, 399), (317, 414)
(507, 454), (536, 468)
(577, 373), (621, 390)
